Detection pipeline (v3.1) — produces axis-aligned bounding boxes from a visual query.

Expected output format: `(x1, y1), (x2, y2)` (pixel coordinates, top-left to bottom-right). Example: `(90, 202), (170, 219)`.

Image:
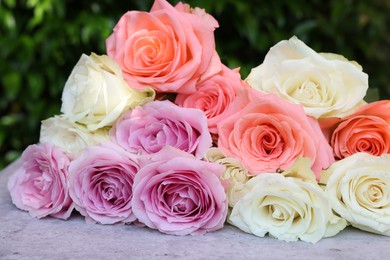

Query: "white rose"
(246, 36), (368, 119)
(61, 53), (155, 131)
(40, 115), (109, 158)
(204, 147), (252, 207)
(321, 152), (390, 236)
(229, 158), (346, 243)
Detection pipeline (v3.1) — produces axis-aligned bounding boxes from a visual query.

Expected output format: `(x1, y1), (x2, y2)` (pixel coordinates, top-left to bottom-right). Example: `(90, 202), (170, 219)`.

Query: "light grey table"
(1, 159), (390, 260)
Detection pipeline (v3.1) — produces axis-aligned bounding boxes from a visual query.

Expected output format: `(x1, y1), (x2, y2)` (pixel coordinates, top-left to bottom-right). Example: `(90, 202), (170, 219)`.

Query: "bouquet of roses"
(7, 0), (390, 243)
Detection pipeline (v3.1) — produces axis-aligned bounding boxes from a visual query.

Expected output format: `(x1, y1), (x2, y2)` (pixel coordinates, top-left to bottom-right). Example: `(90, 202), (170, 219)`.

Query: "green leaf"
(4, 0), (16, 8)
(27, 73), (44, 99)
(2, 71), (21, 100)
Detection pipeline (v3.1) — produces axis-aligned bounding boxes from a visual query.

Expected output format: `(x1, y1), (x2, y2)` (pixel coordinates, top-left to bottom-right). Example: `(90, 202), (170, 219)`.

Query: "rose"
(204, 147), (251, 207)
(320, 100), (390, 160)
(176, 2), (219, 28)
(229, 169), (347, 243)
(68, 143), (141, 224)
(131, 147), (228, 235)
(40, 115), (109, 158)
(175, 65), (248, 134)
(217, 88), (334, 179)
(7, 143), (74, 220)
(110, 100), (212, 158)
(61, 53), (155, 131)
(321, 152), (390, 236)
(106, 0), (222, 93)
(246, 36), (368, 119)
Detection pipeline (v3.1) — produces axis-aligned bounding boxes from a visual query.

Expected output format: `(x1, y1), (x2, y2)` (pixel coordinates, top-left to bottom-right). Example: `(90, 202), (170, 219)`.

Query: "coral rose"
(106, 0), (222, 93)
(321, 100), (390, 160)
(217, 88), (334, 179)
(175, 65), (248, 134)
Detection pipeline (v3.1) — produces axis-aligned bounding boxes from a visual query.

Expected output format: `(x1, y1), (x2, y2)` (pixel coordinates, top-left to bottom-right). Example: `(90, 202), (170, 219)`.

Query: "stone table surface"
(1, 159), (390, 260)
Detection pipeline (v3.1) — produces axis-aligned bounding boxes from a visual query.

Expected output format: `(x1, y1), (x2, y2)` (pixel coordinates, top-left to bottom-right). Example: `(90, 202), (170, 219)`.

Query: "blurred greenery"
(1, 0), (389, 169)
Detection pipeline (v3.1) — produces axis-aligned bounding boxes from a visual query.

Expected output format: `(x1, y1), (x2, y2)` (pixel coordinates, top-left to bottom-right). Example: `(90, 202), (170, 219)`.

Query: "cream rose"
(321, 152), (390, 236)
(204, 147), (252, 207)
(246, 36), (368, 119)
(229, 158), (346, 243)
(40, 115), (109, 158)
(61, 53), (155, 131)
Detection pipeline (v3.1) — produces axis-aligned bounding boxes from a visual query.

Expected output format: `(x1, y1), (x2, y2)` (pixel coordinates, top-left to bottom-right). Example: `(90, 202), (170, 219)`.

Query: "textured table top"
(1, 159), (390, 260)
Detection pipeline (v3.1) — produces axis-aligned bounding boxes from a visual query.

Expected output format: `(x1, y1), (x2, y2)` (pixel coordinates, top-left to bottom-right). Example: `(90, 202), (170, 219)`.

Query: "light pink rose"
(217, 89), (334, 179)
(7, 143), (74, 220)
(132, 147), (228, 235)
(68, 143), (141, 224)
(175, 65), (248, 134)
(110, 100), (212, 158)
(106, 0), (222, 93)
(320, 100), (390, 160)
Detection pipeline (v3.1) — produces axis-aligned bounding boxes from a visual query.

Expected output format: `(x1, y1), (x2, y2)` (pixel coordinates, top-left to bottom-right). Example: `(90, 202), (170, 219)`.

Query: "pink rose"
(132, 147), (228, 235)
(106, 0), (222, 93)
(7, 143), (74, 220)
(110, 100), (212, 158)
(320, 100), (390, 160)
(175, 2), (219, 29)
(68, 143), (140, 224)
(175, 65), (248, 134)
(218, 89), (334, 179)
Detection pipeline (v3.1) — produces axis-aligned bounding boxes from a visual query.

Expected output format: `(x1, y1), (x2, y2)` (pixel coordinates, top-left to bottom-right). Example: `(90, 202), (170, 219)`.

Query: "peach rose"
(175, 2), (219, 29)
(106, 0), (222, 93)
(175, 65), (248, 134)
(321, 100), (390, 160)
(217, 89), (334, 179)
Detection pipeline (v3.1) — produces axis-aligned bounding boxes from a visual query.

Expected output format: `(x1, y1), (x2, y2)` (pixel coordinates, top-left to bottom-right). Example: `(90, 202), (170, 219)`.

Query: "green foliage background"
(1, 0), (389, 169)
